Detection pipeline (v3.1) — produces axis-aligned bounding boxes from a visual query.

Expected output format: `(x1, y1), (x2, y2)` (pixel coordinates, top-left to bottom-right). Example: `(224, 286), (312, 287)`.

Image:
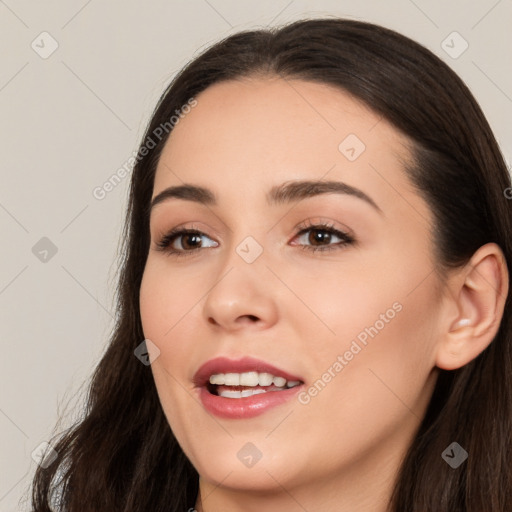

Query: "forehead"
(153, 77), (419, 217)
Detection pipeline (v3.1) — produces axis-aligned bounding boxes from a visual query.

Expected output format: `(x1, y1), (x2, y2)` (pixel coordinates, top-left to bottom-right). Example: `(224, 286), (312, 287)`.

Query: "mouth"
(207, 371), (302, 398)
(193, 356), (305, 418)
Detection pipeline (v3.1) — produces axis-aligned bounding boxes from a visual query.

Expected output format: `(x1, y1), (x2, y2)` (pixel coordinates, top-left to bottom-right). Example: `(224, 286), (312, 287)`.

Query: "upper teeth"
(209, 371), (301, 388)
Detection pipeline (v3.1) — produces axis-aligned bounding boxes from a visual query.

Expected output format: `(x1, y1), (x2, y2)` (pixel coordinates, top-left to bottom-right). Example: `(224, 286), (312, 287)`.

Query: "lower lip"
(197, 385), (303, 419)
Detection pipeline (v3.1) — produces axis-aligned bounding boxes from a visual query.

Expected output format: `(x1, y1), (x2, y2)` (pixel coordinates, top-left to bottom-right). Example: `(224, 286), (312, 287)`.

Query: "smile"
(209, 371), (301, 398)
(194, 357), (305, 419)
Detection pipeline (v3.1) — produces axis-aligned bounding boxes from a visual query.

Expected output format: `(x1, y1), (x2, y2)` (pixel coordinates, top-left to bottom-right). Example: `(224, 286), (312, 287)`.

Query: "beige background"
(0, 1), (510, 509)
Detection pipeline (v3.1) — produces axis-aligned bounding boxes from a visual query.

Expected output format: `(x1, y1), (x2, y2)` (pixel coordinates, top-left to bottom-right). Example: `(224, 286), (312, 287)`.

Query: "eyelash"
(154, 220), (355, 259)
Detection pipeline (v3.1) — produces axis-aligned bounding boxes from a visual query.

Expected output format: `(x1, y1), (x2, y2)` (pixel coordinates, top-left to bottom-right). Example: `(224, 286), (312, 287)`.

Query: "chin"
(187, 444), (301, 491)
(200, 464), (297, 493)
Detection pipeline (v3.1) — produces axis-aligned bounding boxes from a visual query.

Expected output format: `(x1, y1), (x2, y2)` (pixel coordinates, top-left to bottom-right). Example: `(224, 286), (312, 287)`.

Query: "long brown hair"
(30, 17), (512, 511)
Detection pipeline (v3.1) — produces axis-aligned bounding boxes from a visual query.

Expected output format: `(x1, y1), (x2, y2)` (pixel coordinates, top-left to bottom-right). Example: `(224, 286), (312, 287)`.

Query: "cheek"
(292, 288), (439, 473)
(316, 276), (439, 425)
(139, 265), (200, 441)
(139, 263), (194, 385)
(274, 257), (404, 365)
(139, 260), (201, 342)
(294, 250), (439, 410)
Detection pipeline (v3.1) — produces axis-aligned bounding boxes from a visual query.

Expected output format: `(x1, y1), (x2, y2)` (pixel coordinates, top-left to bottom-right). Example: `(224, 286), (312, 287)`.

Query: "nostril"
(235, 315), (261, 325)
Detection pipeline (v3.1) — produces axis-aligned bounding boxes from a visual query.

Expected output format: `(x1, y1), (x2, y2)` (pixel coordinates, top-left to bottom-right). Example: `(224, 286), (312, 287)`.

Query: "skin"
(139, 76), (508, 511)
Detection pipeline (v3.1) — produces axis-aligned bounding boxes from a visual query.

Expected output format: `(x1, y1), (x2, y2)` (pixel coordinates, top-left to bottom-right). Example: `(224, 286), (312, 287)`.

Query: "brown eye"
(156, 228), (218, 257)
(155, 221), (355, 258)
(292, 223), (355, 253)
(176, 232), (203, 251)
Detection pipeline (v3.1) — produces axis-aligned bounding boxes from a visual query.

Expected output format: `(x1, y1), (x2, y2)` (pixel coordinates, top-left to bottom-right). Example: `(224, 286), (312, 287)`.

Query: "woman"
(31, 17), (511, 511)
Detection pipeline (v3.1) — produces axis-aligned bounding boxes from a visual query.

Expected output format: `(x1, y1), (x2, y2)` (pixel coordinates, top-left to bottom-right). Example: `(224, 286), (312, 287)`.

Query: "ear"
(435, 243), (509, 371)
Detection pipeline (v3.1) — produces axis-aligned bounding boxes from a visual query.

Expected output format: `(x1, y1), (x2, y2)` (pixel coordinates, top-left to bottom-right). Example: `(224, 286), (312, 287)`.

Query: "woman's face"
(139, 77), (444, 503)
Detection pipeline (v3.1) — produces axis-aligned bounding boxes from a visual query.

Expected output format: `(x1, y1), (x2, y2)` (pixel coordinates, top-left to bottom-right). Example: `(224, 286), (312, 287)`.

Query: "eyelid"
(153, 222), (212, 249)
(153, 217), (352, 244)
(292, 217), (355, 238)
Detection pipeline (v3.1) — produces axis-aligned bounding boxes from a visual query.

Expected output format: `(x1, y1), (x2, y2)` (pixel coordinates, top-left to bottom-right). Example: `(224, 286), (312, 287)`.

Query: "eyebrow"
(149, 180), (382, 215)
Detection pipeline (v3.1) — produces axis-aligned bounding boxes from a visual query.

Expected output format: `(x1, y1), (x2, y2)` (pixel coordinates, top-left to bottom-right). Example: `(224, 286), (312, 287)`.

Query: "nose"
(202, 252), (279, 332)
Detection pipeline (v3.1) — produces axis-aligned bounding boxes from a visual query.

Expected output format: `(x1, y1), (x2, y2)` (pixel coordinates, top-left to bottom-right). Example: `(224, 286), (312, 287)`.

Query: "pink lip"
(193, 356), (304, 419)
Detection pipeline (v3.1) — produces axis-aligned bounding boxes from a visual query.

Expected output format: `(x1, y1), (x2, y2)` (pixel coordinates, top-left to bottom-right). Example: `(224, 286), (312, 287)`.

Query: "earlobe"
(435, 243), (509, 371)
